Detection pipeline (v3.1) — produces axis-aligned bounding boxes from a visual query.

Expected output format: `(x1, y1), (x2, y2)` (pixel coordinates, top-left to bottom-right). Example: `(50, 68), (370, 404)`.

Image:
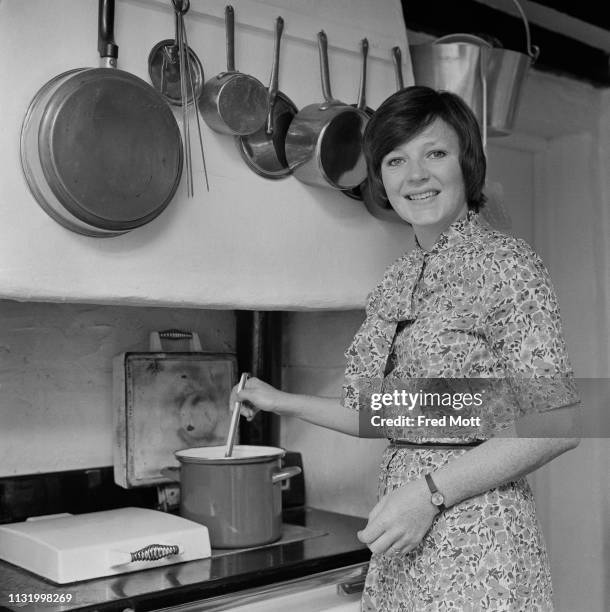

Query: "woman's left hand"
(357, 478), (438, 555)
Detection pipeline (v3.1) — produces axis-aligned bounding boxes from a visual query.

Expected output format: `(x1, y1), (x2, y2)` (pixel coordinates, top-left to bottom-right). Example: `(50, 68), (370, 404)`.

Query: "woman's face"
(380, 118), (468, 231)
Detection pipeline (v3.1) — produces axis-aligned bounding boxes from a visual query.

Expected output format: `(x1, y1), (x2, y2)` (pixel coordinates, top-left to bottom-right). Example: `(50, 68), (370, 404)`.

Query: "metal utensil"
(148, 3), (204, 105)
(199, 5), (269, 136)
(392, 46), (404, 90)
(149, 0), (208, 195)
(20, 0), (183, 237)
(342, 38), (374, 202)
(236, 16), (298, 179)
(284, 31), (367, 190)
(359, 46), (407, 223)
(351, 38), (374, 116)
(224, 372), (250, 457)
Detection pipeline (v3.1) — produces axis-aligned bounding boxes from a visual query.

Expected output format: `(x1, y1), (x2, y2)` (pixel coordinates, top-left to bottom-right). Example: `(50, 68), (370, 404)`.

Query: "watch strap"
(425, 473), (447, 512)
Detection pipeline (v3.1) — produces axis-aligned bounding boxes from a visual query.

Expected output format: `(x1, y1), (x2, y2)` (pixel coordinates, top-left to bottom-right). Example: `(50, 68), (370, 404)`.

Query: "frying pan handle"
(318, 31), (339, 107)
(98, 0), (118, 65)
(225, 5), (235, 72)
(356, 38), (368, 111)
(392, 46), (404, 91)
(266, 16), (284, 134)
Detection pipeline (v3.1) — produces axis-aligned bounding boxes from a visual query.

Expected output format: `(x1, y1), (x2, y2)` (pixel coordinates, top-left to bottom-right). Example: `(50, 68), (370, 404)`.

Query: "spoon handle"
(224, 372), (250, 457)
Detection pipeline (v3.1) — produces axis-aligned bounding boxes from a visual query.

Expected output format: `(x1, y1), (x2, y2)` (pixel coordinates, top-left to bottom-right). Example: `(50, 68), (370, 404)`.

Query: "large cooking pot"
(20, 0), (183, 238)
(163, 445), (301, 548)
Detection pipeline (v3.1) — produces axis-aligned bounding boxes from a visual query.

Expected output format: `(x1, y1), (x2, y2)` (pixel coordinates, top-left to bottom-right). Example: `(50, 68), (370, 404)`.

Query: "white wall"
(0, 300), (235, 476)
(280, 311), (388, 517)
(0, 0), (412, 310)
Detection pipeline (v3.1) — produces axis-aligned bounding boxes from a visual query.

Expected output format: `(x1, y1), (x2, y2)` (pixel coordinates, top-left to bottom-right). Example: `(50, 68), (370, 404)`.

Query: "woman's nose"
(405, 160), (429, 182)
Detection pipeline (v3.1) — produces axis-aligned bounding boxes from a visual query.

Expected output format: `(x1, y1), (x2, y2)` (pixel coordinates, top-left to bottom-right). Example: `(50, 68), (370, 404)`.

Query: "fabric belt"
(388, 439), (485, 449)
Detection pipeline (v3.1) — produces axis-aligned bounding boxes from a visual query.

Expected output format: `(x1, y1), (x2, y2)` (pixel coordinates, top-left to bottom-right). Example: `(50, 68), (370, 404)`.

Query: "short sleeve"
(485, 242), (580, 415)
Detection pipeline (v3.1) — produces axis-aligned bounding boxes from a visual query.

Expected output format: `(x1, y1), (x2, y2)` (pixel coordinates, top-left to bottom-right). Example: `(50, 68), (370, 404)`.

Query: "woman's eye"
(428, 150), (447, 159)
(384, 157), (404, 167)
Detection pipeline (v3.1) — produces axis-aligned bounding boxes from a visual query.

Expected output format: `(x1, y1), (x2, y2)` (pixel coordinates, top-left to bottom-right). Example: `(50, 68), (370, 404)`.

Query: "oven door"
(158, 562), (368, 612)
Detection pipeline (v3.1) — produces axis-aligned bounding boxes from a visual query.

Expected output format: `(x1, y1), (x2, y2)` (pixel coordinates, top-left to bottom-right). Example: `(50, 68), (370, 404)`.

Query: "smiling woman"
(365, 85), (487, 249)
(231, 87), (580, 612)
(379, 120), (467, 243)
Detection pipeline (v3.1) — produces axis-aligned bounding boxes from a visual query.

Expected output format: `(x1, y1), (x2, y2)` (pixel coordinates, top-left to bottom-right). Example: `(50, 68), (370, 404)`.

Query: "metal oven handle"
(336, 566), (367, 596)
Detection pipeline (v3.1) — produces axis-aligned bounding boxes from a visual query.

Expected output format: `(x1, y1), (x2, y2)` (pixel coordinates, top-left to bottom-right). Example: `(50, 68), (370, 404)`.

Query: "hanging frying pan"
(284, 31), (368, 190)
(359, 46), (406, 223)
(236, 16), (298, 179)
(199, 5), (269, 136)
(20, 0), (183, 238)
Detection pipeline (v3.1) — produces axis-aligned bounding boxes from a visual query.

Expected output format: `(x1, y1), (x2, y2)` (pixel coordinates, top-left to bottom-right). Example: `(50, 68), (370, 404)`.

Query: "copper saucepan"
(199, 5), (269, 136)
(236, 16), (298, 179)
(284, 31), (368, 190)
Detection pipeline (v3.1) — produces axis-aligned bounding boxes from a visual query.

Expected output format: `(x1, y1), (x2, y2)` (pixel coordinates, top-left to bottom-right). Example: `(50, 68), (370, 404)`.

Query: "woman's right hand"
(230, 376), (291, 420)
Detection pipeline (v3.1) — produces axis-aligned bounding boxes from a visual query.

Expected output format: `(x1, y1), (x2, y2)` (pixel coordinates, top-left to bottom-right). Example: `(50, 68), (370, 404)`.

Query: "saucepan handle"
(160, 466), (181, 482)
(272, 465), (302, 484)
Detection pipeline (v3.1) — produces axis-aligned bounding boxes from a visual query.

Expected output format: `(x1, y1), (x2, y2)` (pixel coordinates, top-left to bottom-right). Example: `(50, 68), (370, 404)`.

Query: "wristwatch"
(425, 473), (447, 513)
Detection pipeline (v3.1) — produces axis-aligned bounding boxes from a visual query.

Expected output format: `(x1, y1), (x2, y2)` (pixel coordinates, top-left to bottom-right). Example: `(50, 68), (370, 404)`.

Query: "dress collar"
(414, 210), (481, 255)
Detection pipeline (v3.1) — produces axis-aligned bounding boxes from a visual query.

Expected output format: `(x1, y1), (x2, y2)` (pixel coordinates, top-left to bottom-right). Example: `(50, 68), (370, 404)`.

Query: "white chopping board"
(0, 507), (211, 584)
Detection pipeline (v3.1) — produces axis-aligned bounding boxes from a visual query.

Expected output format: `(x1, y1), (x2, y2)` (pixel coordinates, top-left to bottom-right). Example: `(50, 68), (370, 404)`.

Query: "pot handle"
(272, 465), (301, 484)
(317, 31), (341, 108)
(392, 46), (404, 91)
(98, 0), (118, 66)
(160, 466), (181, 482)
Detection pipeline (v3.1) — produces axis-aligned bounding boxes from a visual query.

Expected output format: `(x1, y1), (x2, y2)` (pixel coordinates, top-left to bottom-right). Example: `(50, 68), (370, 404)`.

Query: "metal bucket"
(485, 46), (536, 136)
(409, 0), (539, 136)
(409, 41), (487, 127)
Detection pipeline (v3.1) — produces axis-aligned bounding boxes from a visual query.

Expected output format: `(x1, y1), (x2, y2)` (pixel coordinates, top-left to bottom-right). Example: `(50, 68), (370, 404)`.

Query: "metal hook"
(171, 0), (190, 15)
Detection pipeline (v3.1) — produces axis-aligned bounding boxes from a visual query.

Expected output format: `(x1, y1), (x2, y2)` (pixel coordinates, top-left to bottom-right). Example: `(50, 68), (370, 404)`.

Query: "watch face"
(431, 492), (445, 506)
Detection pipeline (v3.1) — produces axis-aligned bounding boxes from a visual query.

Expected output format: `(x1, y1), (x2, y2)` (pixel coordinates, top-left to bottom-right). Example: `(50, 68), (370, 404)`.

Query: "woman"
(233, 86), (580, 611)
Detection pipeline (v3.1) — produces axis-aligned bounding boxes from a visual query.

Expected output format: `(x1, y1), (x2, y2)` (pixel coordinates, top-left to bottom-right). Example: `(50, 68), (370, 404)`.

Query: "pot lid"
(176, 445), (285, 464)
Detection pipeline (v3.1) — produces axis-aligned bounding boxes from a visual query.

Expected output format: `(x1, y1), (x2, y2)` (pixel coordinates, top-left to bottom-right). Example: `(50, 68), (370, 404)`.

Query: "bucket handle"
(509, 0), (539, 62)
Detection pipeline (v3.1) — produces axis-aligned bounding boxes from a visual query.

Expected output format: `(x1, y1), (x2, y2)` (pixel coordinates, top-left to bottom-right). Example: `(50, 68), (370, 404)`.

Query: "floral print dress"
(342, 212), (579, 611)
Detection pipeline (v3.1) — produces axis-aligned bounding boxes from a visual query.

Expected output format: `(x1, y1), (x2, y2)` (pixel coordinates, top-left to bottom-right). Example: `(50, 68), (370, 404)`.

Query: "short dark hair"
(363, 86), (487, 212)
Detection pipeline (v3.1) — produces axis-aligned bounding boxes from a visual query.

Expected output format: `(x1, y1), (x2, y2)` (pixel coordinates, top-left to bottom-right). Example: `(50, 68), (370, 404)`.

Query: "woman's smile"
(404, 190), (440, 201)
